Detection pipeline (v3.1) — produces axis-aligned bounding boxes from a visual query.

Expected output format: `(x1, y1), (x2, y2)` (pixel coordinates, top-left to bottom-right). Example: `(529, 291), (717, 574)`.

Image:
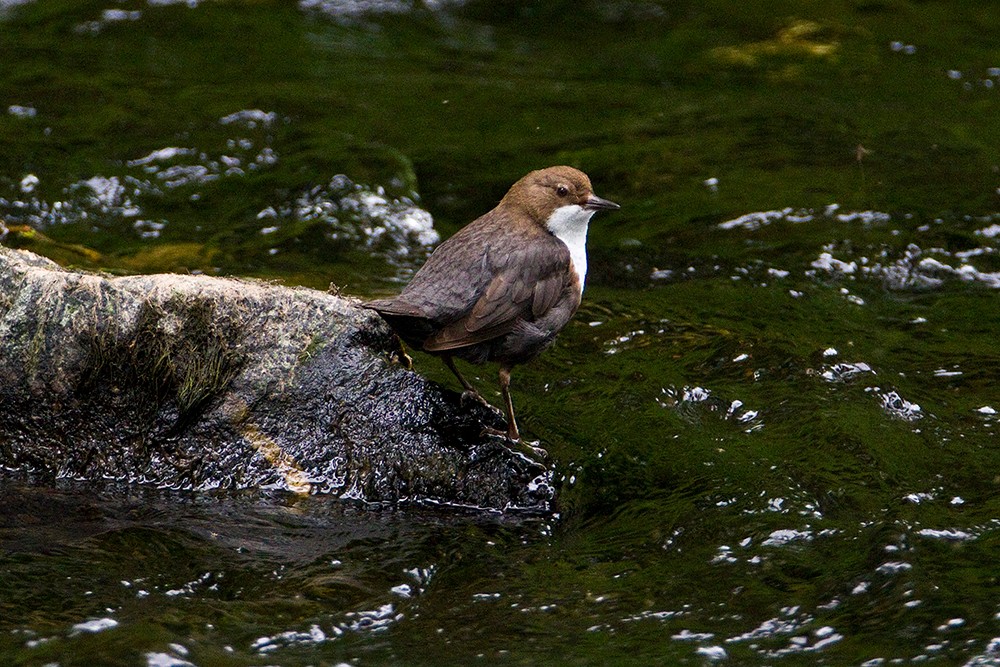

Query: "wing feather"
(423, 235), (572, 352)
(366, 299), (424, 317)
(531, 273), (564, 319)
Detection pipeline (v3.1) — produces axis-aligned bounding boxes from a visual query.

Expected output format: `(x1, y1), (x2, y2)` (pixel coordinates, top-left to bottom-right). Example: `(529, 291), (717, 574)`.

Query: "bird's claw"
(524, 442), (549, 460)
(460, 389), (491, 408)
(395, 347), (414, 369)
(481, 427), (548, 462)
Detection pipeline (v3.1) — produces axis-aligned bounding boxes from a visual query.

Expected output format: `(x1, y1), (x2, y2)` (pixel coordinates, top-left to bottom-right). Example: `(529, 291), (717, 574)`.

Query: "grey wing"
(387, 221), (496, 322)
(423, 235), (572, 352)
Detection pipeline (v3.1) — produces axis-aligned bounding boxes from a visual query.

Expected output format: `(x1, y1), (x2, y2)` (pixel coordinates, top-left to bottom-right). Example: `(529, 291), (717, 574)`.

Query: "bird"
(366, 165), (619, 454)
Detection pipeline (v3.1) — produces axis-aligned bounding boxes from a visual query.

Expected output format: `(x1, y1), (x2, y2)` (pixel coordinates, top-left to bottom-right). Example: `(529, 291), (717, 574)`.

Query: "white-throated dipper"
(367, 166), (619, 452)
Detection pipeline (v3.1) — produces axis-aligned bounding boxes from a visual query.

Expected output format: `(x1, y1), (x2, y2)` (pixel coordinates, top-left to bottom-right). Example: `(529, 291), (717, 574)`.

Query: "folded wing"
(423, 237), (571, 352)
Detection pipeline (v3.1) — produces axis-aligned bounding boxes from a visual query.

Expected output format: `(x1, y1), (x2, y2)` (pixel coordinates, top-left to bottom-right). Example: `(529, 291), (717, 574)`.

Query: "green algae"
(2, 1), (1000, 665)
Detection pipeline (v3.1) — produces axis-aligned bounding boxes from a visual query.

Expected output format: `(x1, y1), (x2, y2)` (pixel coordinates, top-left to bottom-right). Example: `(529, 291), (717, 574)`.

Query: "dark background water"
(2, 1), (1000, 664)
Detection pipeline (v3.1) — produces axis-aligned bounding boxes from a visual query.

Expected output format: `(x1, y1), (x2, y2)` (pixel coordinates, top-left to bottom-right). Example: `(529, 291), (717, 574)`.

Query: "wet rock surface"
(0, 247), (551, 511)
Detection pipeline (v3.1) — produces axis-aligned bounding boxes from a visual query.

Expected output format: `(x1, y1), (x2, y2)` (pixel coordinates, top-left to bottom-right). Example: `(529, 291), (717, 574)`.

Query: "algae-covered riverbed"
(2, 1), (1000, 664)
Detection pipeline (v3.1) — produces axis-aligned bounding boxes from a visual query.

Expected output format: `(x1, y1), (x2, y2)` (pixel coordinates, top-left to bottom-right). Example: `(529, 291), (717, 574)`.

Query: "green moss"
(120, 243), (218, 275)
(3, 226), (103, 269)
(80, 296), (243, 426)
(3, 0), (999, 286)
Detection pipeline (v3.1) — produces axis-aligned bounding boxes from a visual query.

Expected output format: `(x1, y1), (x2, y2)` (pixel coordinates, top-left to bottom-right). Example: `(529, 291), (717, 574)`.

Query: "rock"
(0, 246), (552, 512)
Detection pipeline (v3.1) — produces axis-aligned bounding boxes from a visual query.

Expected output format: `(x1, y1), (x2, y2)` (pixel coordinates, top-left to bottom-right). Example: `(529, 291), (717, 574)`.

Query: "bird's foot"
(481, 427), (549, 463)
(461, 389), (493, 409)
(393, 347), (414, 370)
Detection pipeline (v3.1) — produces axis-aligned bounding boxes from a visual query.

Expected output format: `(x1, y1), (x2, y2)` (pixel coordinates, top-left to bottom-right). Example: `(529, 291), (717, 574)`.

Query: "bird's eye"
(556, 185), (569, 197)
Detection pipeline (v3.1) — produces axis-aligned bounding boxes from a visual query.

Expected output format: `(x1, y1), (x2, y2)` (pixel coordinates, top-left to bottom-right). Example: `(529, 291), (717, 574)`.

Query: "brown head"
(499, 166), (619, 226)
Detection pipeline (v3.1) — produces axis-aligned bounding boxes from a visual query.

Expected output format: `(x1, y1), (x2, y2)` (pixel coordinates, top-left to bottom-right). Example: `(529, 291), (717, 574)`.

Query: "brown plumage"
(367, 166), (619, 448)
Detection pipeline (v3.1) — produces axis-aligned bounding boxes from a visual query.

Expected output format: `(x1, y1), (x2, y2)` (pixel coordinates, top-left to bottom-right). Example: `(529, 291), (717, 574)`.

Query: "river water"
(2, 1), (999, 665)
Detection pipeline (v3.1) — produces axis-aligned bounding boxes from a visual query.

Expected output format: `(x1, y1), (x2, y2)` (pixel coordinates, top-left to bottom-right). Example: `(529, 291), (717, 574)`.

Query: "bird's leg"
(395, 345), (414, 370)
(498, 366), (520, 442)
(481, 366), (547, 461)
(383, 335), (413, 369)
(443, 355), (489, 407)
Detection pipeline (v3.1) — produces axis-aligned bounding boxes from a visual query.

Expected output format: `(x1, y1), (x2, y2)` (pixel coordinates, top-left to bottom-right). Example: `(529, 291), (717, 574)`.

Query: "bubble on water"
(148, 0), (202, 7)
(71, 617), (119, 633)
(974, 223), (1000, 238)
(8, 104), (37, 118)
(134, 219), (167, 239)
(937, 618), (966, 631)
(917, 528), (974, 541)
(876, 561), (912, 575)
(712, 545), (737, 564)
(604, 327), (646, 354)
(719, 208), (797, 230)
(76, 8), (142, 33)
(102, 9), (141, 22)
(725, 608), (809, 644)
(299, 0), (419, 24)
(621, 609), (686, 623)
(811, 252), (857, 274)
(390, 583), (412, 597)
(261, 175), (438, 269)
(128, 147), (194, 167)
(819, 361), (873, 382)
(19, 174), (39, 194)
(145, 651), (195, 667)
(908, 256), (1000, 289)
(252, 623), (330, 653)
(835, 210), (891, 225)
(472, 592), (501, 601)
(871, 389), (922, 421)
(657, 384), (762, 429)
(219, 109), (278, 128)
(684, 386), (710, 402)
(722, 212), (1000, 292)
(0, 124), (433, 264)
(164, 571), (213, 597)
(761, 528), (813, 546)
(696, 646), (728, 660)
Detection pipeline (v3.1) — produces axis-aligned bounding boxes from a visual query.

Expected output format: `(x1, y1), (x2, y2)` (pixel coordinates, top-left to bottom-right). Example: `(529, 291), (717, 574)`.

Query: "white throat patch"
(545, 204), (594, 293)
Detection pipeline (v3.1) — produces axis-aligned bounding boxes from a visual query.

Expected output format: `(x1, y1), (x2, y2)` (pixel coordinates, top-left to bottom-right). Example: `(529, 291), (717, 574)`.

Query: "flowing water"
(1, 1), (1000, 665)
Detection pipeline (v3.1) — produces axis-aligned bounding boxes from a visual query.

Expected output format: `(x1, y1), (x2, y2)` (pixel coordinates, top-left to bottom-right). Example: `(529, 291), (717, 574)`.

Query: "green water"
(2, 1), (1000, 664)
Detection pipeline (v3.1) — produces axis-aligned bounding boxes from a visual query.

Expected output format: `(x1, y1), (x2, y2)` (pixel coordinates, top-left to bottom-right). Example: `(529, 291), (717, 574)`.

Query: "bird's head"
(502, 165), (620, 229)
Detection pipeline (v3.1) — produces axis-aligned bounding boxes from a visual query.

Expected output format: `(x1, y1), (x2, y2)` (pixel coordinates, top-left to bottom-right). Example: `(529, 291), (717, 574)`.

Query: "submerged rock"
(0, 246), (551, 512)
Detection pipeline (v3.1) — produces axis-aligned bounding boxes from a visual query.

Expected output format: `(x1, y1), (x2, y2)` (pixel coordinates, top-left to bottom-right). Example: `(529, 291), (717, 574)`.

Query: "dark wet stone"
(0, 246), (552, 512)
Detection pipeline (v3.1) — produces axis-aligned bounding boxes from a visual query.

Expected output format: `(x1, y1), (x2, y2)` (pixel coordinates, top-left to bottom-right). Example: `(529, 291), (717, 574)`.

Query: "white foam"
(72, 618), (119, 633)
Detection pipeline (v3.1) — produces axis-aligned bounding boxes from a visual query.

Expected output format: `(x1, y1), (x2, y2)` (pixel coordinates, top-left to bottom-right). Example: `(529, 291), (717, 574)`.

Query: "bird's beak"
(584, 194), (621, 211)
